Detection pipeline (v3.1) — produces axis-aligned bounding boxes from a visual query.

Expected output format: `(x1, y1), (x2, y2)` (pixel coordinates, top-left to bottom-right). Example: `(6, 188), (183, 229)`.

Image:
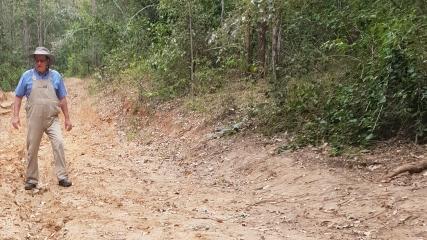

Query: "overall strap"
(32, 69), (36, 81)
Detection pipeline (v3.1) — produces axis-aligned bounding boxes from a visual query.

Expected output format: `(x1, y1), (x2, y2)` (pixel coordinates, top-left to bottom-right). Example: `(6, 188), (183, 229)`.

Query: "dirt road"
(0, 78), (426, 239)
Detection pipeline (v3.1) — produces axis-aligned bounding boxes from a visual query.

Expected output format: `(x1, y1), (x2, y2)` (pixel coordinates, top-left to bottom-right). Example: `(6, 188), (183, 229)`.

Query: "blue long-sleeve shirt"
(15, 69), (67, 99)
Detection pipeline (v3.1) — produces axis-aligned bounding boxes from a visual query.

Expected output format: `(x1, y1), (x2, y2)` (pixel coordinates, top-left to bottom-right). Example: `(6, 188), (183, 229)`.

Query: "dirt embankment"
(0, 78), (426, 240)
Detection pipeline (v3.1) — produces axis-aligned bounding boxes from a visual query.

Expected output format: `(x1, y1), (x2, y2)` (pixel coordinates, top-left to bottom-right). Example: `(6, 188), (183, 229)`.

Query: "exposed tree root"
(384, 160), (427, 181)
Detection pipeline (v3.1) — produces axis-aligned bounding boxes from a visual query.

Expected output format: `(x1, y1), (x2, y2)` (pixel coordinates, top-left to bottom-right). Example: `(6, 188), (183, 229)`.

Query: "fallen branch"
(384, 160), (427, 181)
(244, 196), (294, 210)
(192, 216), (227, 223)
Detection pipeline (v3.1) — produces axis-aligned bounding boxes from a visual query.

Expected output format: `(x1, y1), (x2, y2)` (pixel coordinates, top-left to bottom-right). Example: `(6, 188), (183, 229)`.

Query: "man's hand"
(12, 96), (23, 130)
(11, 116), (21, 129)
(65, 118), (73, 131)
(59, 97), (72, 131)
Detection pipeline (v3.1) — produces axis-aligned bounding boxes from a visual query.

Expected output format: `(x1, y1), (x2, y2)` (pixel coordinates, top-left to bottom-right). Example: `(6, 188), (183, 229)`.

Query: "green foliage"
(193, 64), (225, 95)
(265, 0), (427, 147)
(0, 62), (25, 92)
(72, 0), (426, 147)
(2, 0), (425, 147)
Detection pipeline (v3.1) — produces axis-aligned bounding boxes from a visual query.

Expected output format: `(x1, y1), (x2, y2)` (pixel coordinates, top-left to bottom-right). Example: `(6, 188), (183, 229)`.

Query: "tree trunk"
(221, 0), (225, 25)
(23, 17), (31, 65)
(188, 0), (194, 93)
(91, 0), (98, 67)
(10, 1), (15, 46)
(277, 24), (282, 60)
(271, 15), (281, 82)
(91, 0), (97, 13)
(0, 0), (11, 49)
(271, 19), (278, 82)
(245, 18), (253, 71)
(38, 0), (43, 46)
(0, 1), (4, 49)
(44, 20), (49, 48)
(258, 20), (268, 78)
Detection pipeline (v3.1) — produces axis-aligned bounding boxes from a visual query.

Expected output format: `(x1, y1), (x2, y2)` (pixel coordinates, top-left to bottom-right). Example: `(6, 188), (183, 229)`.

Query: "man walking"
(11, 47), (73, 190)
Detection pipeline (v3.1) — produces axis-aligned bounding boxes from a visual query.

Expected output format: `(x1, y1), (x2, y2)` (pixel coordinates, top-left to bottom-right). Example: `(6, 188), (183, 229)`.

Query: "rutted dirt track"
(0, 78), (426, 239)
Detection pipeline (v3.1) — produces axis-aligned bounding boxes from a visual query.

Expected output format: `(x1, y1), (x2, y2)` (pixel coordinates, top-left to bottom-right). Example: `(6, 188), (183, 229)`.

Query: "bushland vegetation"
(1, 0), (425, 149)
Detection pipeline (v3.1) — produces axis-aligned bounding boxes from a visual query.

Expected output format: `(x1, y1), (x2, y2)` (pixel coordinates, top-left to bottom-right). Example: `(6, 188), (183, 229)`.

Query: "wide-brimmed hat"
(31, 47), (54, 62)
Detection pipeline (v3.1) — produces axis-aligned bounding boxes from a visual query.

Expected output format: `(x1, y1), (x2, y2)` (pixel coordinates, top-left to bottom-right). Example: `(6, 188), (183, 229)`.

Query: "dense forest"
(1, 0), (426, 149)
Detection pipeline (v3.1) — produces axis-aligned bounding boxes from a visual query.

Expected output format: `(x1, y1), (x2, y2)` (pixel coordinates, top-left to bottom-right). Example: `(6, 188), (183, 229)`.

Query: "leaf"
(365, 133), (375, 141)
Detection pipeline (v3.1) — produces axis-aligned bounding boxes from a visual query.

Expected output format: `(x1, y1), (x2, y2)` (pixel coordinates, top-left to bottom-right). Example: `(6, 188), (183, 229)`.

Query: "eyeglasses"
(35, 58), (48, 63)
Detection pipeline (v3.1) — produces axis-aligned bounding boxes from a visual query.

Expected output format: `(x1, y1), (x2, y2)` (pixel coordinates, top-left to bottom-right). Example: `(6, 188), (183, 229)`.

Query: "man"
(11, 47), (73, 190)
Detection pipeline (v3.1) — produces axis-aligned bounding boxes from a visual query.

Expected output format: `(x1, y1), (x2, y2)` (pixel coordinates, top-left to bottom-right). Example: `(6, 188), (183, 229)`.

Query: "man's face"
(34, 55), (49, 73)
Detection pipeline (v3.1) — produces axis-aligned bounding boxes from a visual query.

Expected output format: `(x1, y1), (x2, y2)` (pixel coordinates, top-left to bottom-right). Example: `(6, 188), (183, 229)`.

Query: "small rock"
(367, 164), (382, 171)
(0, 101), (13, 108)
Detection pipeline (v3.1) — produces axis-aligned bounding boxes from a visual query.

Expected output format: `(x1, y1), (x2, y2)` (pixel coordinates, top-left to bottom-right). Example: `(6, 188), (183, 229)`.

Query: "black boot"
(58, 179), (72, 187)
(24, 182), (37, 190)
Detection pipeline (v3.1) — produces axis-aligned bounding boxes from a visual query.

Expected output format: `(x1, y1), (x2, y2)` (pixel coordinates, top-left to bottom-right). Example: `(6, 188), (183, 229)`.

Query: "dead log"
(384, 160), (427, 181)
